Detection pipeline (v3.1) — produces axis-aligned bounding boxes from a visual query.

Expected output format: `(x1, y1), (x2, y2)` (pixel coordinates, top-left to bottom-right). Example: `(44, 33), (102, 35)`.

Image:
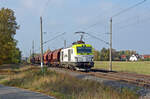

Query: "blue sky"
(0, 0), (150, 57)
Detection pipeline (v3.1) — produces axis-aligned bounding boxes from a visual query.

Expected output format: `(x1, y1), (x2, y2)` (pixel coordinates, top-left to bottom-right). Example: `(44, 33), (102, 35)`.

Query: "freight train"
(31, 40), (94, 70)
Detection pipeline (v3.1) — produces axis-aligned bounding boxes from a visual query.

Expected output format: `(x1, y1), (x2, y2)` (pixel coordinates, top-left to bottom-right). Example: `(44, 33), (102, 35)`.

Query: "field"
(0, 65), (139, 99)
(94, 61), (150, 75)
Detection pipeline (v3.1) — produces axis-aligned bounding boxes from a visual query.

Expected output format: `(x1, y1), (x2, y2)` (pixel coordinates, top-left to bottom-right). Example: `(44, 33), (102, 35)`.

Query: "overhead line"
(34, 32), (66, 52)
(86, 33), (109, 45)
(43, 32), (66, 44)
(115, 16), (150, 31)
(77, 0), (146, 34)
(113, 15), (139, 26)
(112, 0), (146, 18)
(85, 21), (106, 31)
(72, 0), (124, 32)
(64, 2), (120, 34)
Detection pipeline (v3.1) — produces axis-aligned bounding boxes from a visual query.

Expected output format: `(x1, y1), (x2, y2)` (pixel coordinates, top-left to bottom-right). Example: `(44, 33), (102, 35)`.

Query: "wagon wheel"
(48, 62), (51, 67)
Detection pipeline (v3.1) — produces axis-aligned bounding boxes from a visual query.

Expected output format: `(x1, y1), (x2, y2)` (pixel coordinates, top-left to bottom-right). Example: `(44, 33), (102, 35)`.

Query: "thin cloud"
(21, 0), (35, 9)
(20, 0), (66, 16)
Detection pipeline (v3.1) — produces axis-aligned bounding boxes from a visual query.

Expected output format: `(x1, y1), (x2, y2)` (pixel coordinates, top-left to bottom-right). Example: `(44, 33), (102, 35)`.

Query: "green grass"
(94, 61), (150, 75)
(0, 67), (139, 99)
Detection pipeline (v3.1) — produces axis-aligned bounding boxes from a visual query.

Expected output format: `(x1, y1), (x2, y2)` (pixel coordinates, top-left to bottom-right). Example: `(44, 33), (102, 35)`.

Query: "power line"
(34, 32), (66, 52)
(67, 0), (147, 39)
(86, 33), (109, 45)
(113, 15), (139, 26)
(48, 1), (124, 45)
(71, 0), (124, 32)
(112, 0), (146, 18)
(62, 1), (123, 34)
(114, 16), (150, 31)
(86, 31), (110, 37)
(108, 0), (147, 71)
(43, 32), (66, 44)
(84, 20), (107, 31)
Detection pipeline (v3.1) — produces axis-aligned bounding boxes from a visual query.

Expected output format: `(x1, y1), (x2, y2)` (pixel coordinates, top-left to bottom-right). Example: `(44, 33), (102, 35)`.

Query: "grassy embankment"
(0, 65), (139, 99)
(94, 61), (150, 75)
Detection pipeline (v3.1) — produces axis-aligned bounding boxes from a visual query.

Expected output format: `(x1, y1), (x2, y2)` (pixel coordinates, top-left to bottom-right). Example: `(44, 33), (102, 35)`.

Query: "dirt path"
(0, 85), (55, 99)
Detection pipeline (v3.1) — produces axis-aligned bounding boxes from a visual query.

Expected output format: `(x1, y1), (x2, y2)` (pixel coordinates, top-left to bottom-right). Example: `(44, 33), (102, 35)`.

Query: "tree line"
(0, 8), (21, 65)
(93, 48), (137, 61)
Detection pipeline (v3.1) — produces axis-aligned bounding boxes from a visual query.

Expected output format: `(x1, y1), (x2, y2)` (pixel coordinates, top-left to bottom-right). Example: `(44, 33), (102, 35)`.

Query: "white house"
(129, 55), (138, 61)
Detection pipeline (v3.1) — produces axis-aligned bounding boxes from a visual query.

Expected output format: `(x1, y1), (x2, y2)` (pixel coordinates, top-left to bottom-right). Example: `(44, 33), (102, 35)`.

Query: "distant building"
(121, 55), (127, 61)
(129, 55), (138, 61)
(142, 55), (150, 59)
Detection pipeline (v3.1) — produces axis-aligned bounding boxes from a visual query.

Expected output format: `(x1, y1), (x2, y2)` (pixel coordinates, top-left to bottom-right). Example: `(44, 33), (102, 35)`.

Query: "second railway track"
(88, 69), (150, 88)
(48, 66), (150, 89)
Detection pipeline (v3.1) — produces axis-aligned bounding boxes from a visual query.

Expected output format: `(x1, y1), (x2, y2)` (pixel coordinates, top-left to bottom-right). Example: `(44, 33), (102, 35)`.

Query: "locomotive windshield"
(77, 47), (92, 53)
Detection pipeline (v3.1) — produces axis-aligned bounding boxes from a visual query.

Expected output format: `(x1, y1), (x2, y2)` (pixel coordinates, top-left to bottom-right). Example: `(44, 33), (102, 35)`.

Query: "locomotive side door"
(61, 51), (64, 62)
(68, 49), (71, 62)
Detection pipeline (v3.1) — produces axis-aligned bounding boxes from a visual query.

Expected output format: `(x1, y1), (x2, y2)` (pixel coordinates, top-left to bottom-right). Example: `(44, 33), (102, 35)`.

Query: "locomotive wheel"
(48, 62), (51, 67)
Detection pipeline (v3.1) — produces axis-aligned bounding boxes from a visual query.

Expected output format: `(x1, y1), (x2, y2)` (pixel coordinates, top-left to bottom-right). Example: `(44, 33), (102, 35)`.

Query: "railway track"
(50, 67), (150, 88)
(29, 65), (150, 89)
(1, 64), (150, 89)
(88, 69), (150, 88)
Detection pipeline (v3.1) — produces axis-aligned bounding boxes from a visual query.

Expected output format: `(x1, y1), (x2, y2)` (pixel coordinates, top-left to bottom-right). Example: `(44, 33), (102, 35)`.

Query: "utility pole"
(32, 40), (34, 58)
(109, 18), (112, 71)
(108, 0), (146, 71)
(30, 49), (32, 58)
(30, 49), (31, 64)
(64, 40), (66, 48)
(40, 16), (44, 71)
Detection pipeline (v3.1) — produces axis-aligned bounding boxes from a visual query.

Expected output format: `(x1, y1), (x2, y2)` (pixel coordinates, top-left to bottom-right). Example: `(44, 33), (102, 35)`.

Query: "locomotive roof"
(62, 44), (92, 50)
(72, 44), (92, 47)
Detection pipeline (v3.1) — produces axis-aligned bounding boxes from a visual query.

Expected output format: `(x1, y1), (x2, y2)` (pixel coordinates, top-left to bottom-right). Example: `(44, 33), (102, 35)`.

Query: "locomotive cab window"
(77, 47), (92, 53)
